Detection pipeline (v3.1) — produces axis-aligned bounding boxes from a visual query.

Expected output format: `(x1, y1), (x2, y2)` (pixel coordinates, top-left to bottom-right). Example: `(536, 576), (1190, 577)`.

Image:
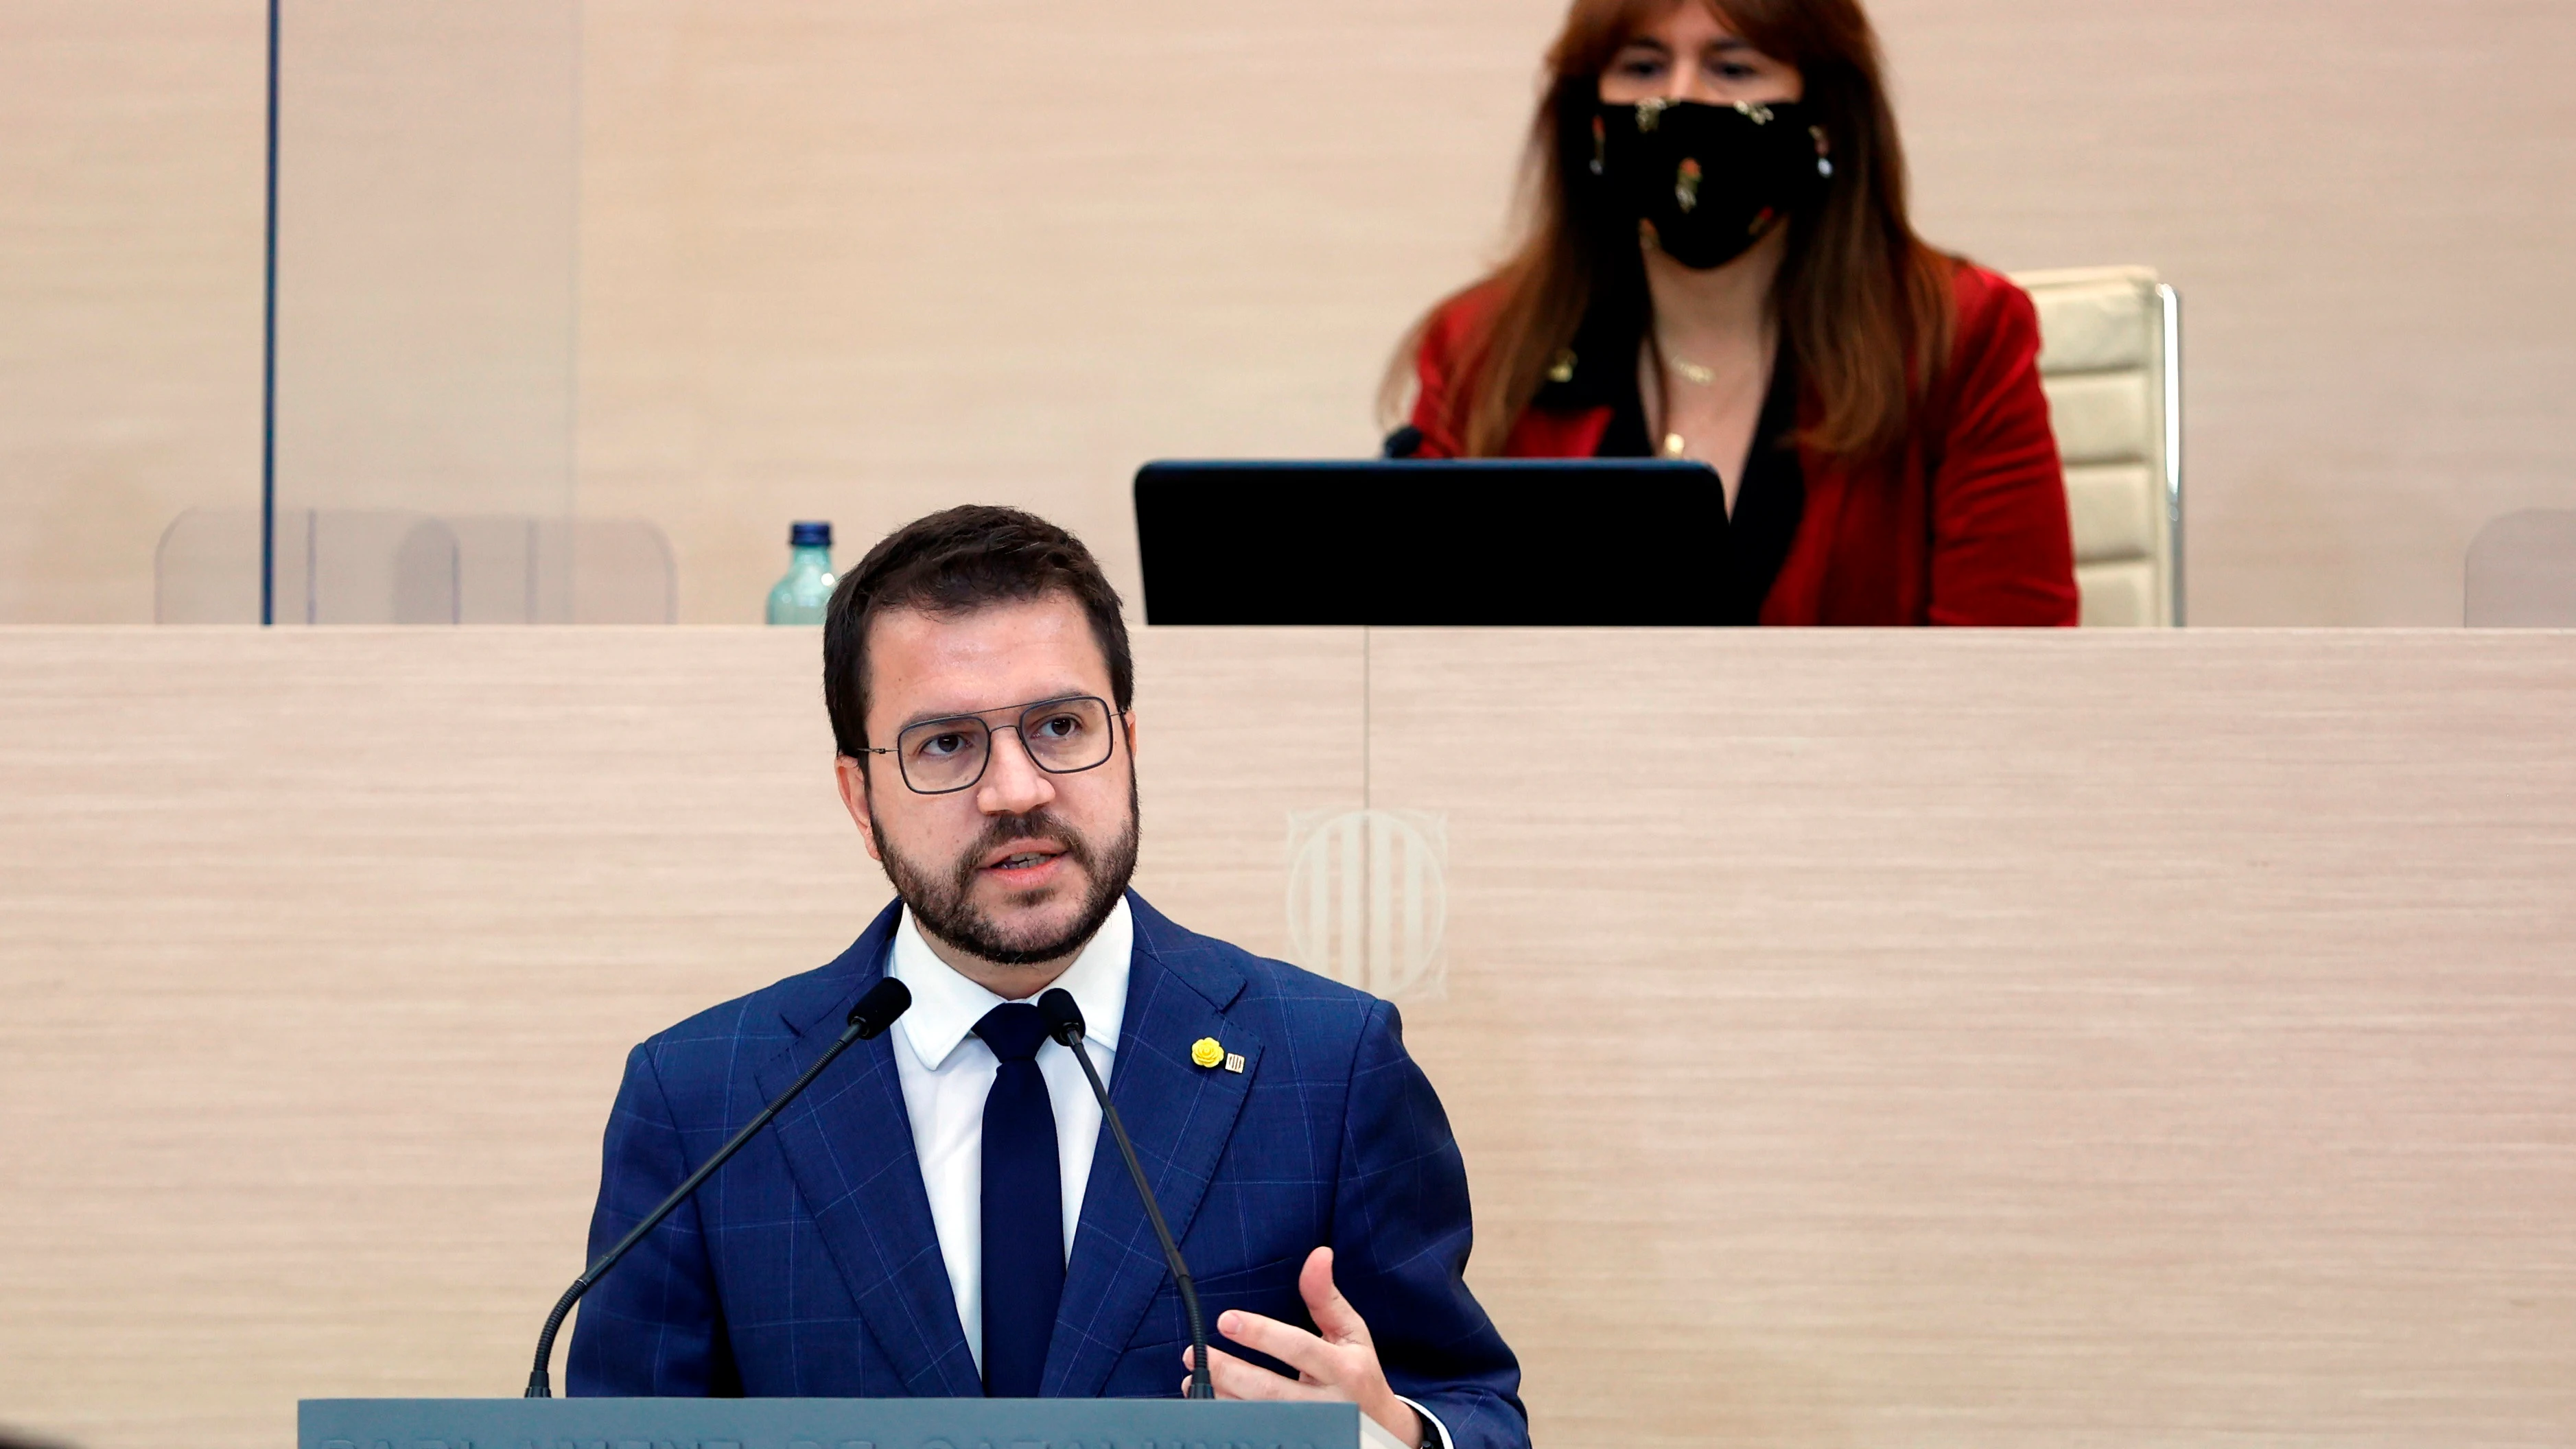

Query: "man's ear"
(834, 754), (884, 864)
(1122, 705), (1140, 762)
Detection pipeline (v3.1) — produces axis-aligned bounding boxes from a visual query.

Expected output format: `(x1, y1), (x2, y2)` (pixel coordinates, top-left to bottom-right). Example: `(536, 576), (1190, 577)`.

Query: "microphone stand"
(1041, 988), (1214, 1400)
(524, 978), (912, 1397)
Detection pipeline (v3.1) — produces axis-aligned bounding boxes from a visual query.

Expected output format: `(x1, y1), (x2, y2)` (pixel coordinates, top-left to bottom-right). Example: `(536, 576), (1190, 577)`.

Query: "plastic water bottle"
(766, 521), (836, 624)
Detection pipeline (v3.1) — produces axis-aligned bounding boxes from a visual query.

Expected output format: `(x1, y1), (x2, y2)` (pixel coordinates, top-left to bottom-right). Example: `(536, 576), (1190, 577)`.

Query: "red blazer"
(1407, 262), (2079, 626)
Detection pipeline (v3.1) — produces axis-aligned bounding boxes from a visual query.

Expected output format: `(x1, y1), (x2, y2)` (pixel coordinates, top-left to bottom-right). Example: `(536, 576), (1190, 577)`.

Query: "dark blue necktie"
(974, 1002), (1062, 1398)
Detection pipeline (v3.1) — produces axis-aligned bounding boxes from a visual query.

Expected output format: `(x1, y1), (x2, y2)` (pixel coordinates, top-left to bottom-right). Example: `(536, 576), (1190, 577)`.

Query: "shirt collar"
(888, 894), (1133, 1072)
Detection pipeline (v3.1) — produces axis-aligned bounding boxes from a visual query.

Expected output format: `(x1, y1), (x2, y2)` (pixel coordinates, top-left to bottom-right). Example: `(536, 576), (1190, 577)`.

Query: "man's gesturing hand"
(1180, 1247), (1424, 1448)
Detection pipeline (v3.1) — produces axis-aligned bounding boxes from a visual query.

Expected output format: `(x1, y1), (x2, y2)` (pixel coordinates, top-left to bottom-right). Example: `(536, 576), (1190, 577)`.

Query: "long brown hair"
(1391, 0), (1956, 462)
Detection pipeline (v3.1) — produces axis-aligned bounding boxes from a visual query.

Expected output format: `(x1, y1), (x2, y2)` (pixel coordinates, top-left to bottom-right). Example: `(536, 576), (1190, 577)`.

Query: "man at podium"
(567, 507), (1528, 1449)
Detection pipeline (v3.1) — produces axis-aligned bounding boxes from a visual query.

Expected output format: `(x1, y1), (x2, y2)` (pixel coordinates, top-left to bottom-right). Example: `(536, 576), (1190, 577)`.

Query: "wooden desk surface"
(1, 628), (2569, 1448)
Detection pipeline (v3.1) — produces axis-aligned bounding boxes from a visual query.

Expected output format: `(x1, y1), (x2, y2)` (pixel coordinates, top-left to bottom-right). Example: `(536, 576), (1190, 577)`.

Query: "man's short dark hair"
(823, 506), (1134, 762)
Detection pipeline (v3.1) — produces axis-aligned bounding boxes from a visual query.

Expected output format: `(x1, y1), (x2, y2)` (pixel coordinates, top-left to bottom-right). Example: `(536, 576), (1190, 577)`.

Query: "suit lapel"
(754, 904), (983, 1399)
(1042, 895), (1257, 1398)
(1766, 436), (1851, 626)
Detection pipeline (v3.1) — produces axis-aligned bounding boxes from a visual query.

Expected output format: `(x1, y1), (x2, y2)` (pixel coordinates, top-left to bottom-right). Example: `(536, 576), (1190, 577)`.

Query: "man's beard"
(873, 780), (1140, 967)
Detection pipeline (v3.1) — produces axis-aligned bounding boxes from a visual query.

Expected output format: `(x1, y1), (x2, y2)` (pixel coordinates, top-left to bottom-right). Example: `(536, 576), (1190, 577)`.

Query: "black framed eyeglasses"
(863, 694), (1125, 795)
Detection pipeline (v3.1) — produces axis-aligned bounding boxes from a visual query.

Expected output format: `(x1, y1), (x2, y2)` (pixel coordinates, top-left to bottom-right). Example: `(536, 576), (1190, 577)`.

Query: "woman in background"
(1390, 0), (2078, 626)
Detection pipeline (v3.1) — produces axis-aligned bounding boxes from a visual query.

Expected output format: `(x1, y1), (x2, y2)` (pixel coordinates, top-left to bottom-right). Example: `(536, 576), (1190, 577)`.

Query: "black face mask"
(1584, 97), (1831, 270)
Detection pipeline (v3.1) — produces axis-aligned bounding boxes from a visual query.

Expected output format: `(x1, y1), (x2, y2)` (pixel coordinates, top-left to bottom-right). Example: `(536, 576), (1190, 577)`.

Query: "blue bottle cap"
(790, 521), (832, 547)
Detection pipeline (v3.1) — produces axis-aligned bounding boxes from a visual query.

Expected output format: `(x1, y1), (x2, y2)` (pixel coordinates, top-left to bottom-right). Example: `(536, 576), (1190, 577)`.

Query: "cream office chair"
(2464, 509), (2576, 626)
(2011, 266), (2183, 626)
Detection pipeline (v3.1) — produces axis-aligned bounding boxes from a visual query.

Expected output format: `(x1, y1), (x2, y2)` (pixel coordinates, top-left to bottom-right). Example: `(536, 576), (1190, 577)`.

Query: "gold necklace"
(1657, 333), (1721, 388)
(1657, 345), (1715, 456)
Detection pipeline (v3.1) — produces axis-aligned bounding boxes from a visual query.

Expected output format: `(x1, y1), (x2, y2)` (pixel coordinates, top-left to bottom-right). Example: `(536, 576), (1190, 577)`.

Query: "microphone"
(524, 976), (913, 1397)
(1038, 987), (1214, 1401)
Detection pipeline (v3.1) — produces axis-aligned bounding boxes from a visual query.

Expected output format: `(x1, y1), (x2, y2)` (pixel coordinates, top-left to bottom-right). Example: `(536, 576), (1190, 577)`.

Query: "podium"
(299, 1398), (1361, 1449)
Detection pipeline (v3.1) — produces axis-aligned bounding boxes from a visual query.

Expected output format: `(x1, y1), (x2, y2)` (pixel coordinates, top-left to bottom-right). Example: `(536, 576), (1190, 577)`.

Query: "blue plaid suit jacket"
(567, 892), (1530, 1449)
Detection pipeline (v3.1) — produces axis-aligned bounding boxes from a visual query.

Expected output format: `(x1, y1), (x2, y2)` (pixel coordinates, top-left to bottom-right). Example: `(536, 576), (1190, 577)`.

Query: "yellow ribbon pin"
(1190, 1037), (1224, 1069)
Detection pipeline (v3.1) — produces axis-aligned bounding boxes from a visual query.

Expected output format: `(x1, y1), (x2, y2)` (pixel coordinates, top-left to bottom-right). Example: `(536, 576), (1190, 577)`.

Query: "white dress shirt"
(887, 896), (1131, 1372)
(885, 897), (1450, 1449)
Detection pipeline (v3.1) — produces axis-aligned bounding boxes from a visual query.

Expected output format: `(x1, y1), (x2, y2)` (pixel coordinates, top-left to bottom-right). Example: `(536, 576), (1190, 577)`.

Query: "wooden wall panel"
(4, 628), (2573, 1448)
(0, 0), (266, 624)
(568, 0), (1558, 625)
(1877, 0), (2576, 625)
(1367, 630), (2576, 1447)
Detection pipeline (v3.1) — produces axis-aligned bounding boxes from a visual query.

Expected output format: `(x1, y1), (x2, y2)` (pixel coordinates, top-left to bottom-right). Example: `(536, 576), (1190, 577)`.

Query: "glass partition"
(157, 508), (674, 624)
(266, 0), (583, 622)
